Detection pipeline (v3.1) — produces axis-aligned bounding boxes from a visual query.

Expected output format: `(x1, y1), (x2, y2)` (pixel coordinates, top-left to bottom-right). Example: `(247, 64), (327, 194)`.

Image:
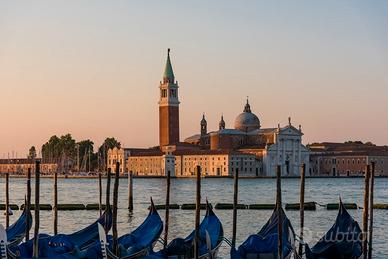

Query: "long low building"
(309, 142), (388, 176)
(0, 158), (58, 175)
(108, 147), (262, 177)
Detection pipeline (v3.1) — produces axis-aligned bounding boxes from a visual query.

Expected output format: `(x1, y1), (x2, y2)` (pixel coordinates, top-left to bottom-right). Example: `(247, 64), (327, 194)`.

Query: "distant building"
(126, 149), (261, 177)
(107, 50), (310, 177)
(0, 158), (58, 175)
(309, 142), (388, 176)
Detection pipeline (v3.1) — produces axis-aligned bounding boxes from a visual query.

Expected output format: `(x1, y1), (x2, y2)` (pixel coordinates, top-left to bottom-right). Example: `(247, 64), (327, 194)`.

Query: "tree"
(42, 135), (61, 162)
(28, 146), (37, 160)
(41, 134), (76, 172)
(76, 139), (94, 172)
(97, 137), (121, 171)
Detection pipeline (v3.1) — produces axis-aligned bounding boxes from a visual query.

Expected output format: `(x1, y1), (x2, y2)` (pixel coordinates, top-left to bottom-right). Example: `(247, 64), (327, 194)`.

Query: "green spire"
(163, 48), (175, 83)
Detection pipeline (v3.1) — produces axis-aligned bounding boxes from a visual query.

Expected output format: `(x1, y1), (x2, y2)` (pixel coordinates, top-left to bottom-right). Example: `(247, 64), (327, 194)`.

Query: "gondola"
(231, 206), (296, 259)
(145, 201), (224, 259)
(83, 198), (163, 259)
(7, 206), (112, 259)
(305, 199), (362, 259)
(6, 204), (33, 247)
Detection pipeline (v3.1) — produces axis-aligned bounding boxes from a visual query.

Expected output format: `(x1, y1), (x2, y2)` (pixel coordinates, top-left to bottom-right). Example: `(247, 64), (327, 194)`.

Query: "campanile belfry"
(159, 49), (180, 147)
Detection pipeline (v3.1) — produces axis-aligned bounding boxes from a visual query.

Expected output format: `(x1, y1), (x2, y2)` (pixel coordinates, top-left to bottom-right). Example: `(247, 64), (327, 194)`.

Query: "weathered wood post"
(368, 162), (375, 259)
(163, 169), (171, 251)
(112, 162), (120, 256)
(26, 167), (32, 241)
(363, 164), (371, 259)
(105, 168), (111, 234)
(194, 165), (201, 259)
(99, 171), (102, 217)
(33, 161), (41, 258)
(276, 165), (283, 259)
(5, 172), (9, 228)
(232, 168), (239, 248)
(298, 163), (306, 256)
(128, 170), (133, 210)
(53, 171), (58, 235)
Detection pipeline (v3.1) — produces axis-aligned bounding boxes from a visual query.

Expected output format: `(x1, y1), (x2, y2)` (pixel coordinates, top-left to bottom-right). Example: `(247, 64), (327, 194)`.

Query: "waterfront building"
(107, 50), (310, 177)
(0, 158), (58, 175)
(309, 142), (388, 176)
(126, 149), (260, 177)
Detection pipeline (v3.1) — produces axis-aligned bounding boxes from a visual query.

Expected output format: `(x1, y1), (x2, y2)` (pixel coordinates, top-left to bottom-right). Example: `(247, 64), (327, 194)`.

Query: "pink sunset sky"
(1, 1), (387, 156)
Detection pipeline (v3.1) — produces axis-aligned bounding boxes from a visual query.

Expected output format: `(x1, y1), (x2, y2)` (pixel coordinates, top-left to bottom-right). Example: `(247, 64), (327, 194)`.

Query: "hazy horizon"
(1, 1), (388, 156)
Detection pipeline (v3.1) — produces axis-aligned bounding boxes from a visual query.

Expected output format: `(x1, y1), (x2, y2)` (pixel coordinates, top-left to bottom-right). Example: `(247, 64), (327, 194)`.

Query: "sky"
(0, 1), (387, 156)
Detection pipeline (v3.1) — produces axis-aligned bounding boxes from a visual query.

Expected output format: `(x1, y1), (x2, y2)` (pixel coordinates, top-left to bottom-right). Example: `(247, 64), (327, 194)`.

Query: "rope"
(222, 237), (233, 247)
(294, 234), (308, 246)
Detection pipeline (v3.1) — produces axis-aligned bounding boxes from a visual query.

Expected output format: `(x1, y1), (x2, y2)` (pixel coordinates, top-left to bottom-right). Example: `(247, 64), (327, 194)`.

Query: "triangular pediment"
(279, 125), (303, 136)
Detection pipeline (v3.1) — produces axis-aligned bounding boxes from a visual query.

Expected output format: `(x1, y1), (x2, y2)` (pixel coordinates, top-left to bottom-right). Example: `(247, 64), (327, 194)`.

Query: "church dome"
(234, 100), (261, 132)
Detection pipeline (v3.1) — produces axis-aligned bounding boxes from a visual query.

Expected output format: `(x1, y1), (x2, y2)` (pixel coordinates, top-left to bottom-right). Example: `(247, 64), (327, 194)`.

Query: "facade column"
(292, 139), (296, 175)
(282, 139), (286, 175)
(298, 140), (301, 172)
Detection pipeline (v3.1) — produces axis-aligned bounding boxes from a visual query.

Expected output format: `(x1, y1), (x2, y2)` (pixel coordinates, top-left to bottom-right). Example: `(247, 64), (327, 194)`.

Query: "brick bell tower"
(159, 49), (180, 147)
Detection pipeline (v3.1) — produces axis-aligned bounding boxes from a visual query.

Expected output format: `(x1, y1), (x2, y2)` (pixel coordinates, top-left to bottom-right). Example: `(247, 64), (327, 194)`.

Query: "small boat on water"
(145, 201), (224, 259)
(231, 206), (296, 259)
(7, 207), (112, 259)
(6, 205), (33, 248)
(305, 199), (362, 259)
(83, 198), (163, 259)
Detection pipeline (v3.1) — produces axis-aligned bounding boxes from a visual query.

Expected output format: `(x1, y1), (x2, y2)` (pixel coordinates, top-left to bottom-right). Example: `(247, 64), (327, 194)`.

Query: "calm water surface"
(0, 177), (387, 258)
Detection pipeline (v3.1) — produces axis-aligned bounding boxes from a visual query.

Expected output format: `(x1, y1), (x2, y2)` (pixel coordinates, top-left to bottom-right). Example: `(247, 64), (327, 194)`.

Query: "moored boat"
(305, 199), (362, 259)
(231, 206), (296, 259)
(145, 201), (224, 259)
(7, 207), (112, 259)
(6, 205), (33, 248)
(84, 199), (163, 259)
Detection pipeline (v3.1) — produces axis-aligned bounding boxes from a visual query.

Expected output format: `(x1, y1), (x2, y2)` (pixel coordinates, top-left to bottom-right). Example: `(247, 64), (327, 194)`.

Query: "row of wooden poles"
(228, 163), (376, 259)
(3, 161), (119, 257)
(3, 161), (376, 258)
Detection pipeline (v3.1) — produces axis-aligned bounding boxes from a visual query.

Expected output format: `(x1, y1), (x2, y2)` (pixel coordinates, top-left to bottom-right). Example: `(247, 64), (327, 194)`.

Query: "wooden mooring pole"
(298, 164), (306, 256)
(5, 172), (9, 229)
(33, 161), (41, 258)
(363, 164), (371, 259)
(276, 165), (283, 259)
(53, 171), (58, 235)
(163, 169), (171, 252)
(128, 170), (133, 211)
(112, 162), (120, 256)
(105, 168), (111, 234)
(99, 171), (102, 217)
(231, 168), (239, 248)
(368, 162), (375, 259)
(194, 165), (201, 259)
(26, 167), (32, 241)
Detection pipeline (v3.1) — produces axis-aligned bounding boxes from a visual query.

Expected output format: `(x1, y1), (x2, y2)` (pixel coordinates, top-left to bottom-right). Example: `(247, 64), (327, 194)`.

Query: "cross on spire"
(243, 97), (251, 113)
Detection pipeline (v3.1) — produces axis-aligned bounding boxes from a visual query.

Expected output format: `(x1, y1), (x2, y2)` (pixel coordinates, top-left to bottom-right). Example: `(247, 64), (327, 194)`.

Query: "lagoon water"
(0, 177), (387, 258)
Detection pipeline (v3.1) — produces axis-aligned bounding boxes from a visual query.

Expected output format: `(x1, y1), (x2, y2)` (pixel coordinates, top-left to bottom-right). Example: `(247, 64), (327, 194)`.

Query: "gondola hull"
(305, 201), (362, 259)
(231, 207), (295, 259)
(83, 200), (163, 259)
(6, 207), (33, 248)
(144, 202), (224, 259)
(7, 208), (112, 259)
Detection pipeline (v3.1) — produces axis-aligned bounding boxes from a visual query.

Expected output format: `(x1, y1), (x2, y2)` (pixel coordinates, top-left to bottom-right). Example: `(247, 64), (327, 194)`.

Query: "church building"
(107, 50), (310, 177)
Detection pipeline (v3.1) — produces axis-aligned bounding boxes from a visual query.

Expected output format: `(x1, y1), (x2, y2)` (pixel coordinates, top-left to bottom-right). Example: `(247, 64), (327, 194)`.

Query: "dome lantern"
(234, 99), (261, 132)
